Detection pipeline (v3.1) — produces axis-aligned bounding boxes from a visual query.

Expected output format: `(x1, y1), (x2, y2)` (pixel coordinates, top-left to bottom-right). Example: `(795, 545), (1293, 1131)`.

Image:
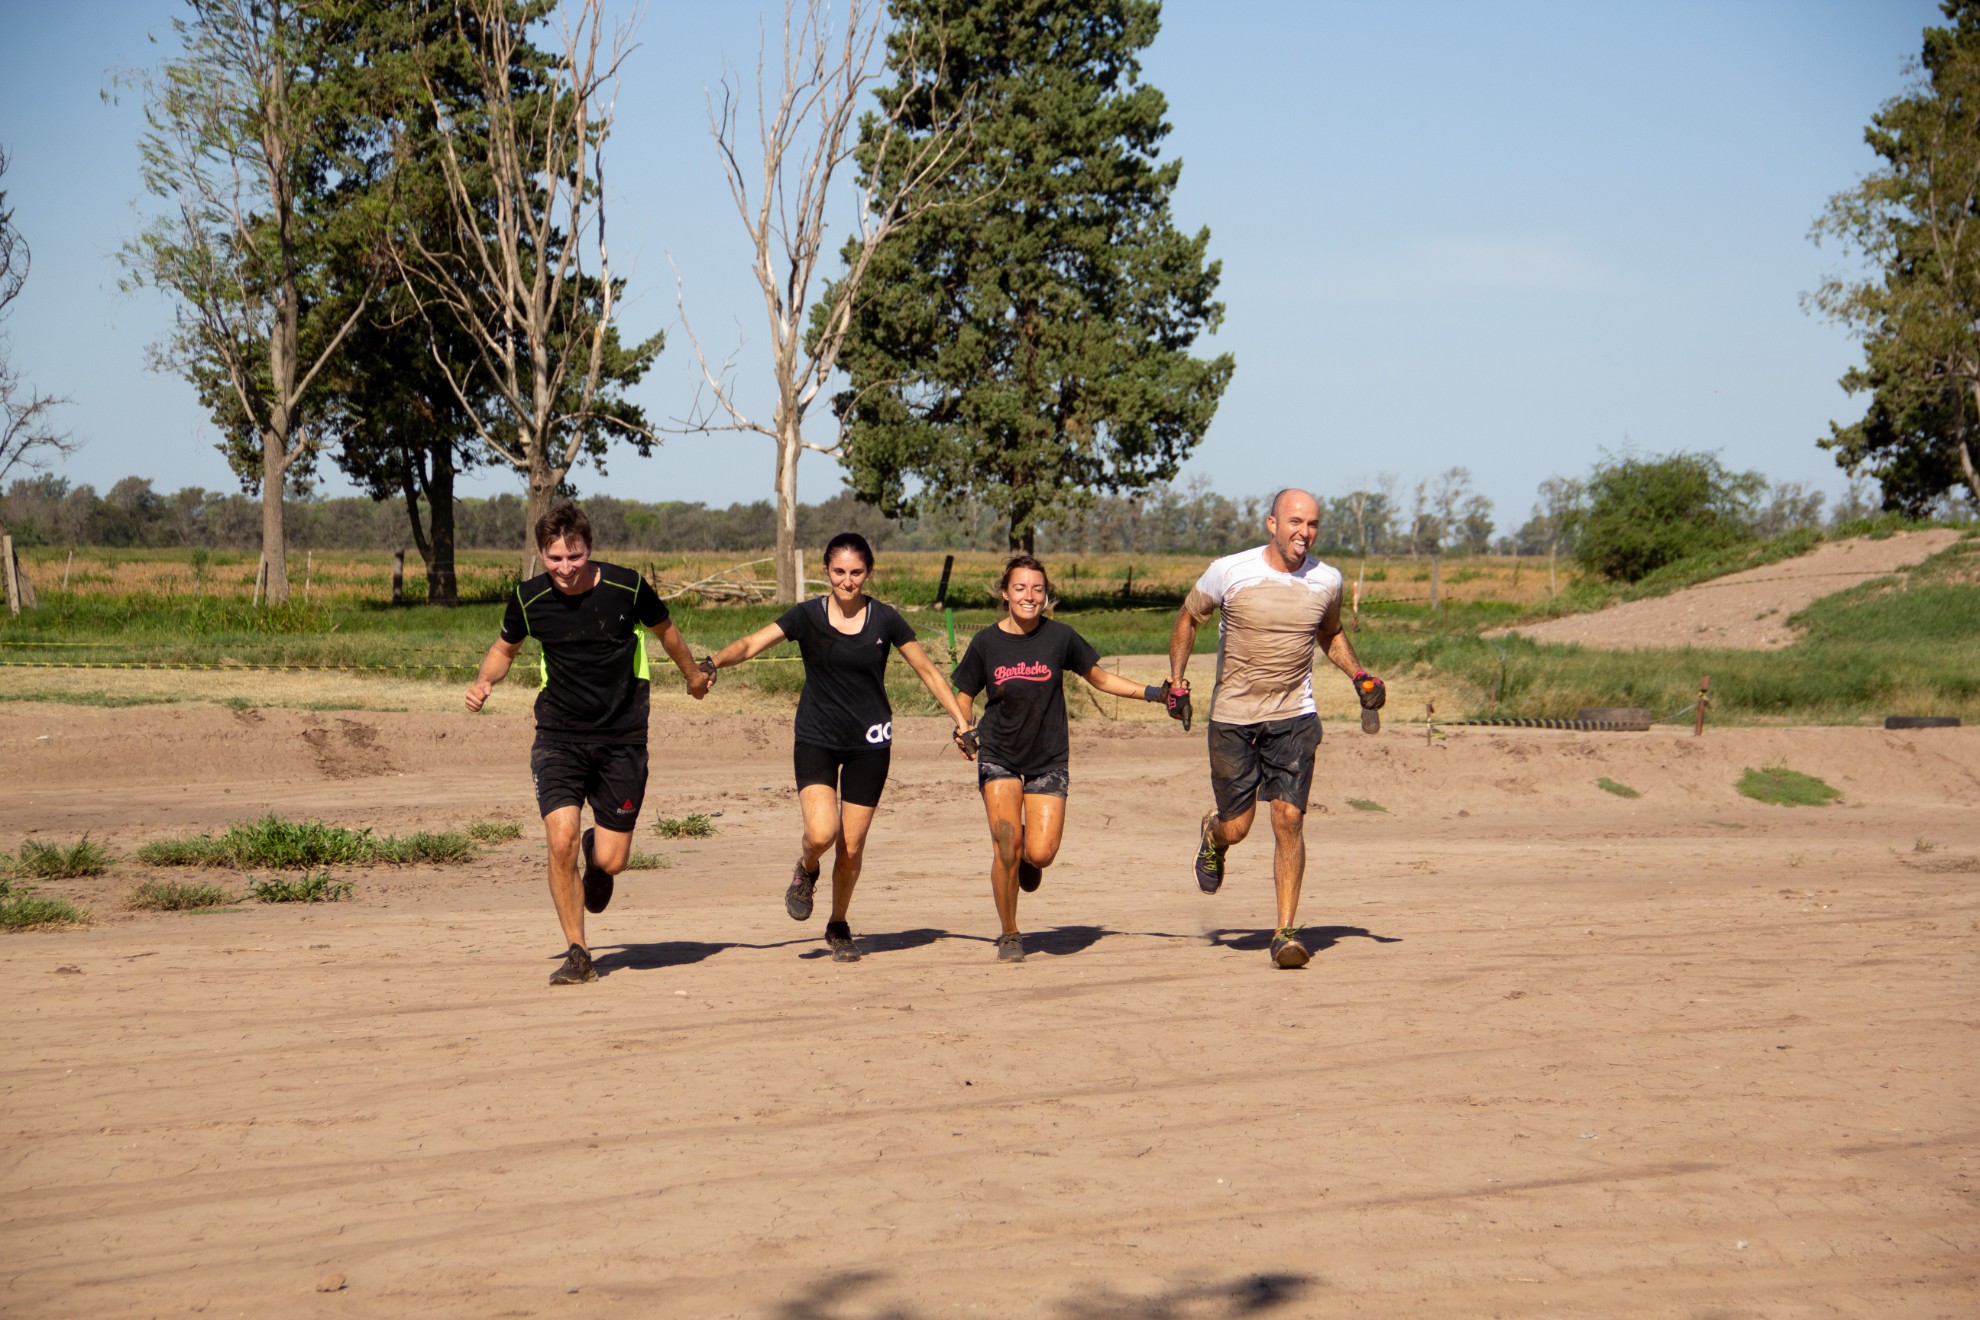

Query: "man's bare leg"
(1268, 798), (1306, 928)
(542, 806), (590, 979)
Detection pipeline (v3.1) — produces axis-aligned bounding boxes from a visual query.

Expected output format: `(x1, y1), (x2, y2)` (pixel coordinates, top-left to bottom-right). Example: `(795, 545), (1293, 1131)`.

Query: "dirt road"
(2, 705), (1976, 1318)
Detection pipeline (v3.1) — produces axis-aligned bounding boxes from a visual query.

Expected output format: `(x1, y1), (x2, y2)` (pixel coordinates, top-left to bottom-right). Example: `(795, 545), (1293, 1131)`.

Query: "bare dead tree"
(122, 1), (376, 606)
(0, 145), (77, 495)
(676, 0), (974, 603)
(396, 0), (653, 574)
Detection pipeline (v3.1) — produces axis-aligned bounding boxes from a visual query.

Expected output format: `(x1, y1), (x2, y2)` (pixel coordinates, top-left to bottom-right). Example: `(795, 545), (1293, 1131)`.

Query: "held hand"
(464, 680), (492, 714)
(697, 656), (718, 683)
(686, 668), (711, 700)
(1353, 671), (1386, 710)
(953, 724), (980, 761)
(1160, 678), (1193, 732)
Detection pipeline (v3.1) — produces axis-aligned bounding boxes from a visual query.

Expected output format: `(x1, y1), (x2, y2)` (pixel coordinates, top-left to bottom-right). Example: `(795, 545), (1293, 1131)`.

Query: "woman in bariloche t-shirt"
(951, 554), (1176, 963)
(703, 533), (971, 963)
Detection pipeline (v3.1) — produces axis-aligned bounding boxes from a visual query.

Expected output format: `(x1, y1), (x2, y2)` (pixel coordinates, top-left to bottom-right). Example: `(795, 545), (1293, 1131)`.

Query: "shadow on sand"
(1203, 925), (1403, 955)
(769, 1269), (1315, 1319)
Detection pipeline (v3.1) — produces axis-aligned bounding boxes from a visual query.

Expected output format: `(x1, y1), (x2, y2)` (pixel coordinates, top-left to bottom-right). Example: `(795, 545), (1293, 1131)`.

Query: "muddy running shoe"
(1194, 812), (1226, 895)
(825, 918), (862, 963)
(995, 931), (1026, 963)
(580, 827), (613, 914)
(786, 860), (819, 921)
(549, 943), (598, 985)
(1270, 927), (1310, 969)
(1017, 859), (1043, 893)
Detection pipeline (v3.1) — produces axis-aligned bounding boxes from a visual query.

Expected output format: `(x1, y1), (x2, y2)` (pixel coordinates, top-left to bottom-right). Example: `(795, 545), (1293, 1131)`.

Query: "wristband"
(1142, 684), (1163, 703)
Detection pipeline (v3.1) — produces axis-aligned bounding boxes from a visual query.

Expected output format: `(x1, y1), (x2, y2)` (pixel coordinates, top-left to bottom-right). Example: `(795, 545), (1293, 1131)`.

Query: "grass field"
(3, 528), (1974, 725)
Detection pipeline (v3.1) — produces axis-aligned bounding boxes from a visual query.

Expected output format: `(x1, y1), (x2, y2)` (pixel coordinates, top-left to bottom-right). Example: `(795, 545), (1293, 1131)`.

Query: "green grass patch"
(247, 870), (353, 903)
(127, 880), (236, 911)
(137, 816), (476, 869)
(0, 894), (91, 928)
(1346, 798), (1387, 813)
(467, 820), (524, 843)
(652, 814), (716, 839)
(1736, 766), (1841, 808)
(1596, 777), (1642, 798)
(14, 836), (113, 879)
(624, 851), (670, 870)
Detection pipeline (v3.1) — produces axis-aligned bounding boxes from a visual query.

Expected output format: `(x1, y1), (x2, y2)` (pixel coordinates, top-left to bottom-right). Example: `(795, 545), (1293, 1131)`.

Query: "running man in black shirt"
(702, 533), (971, 962)
(951, 555), (1181, 963)
(465, 503), (709, 985)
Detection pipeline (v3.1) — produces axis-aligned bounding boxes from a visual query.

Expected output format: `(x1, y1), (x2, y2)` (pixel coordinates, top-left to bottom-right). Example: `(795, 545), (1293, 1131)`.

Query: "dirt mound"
(1494, 529), (1963, 651)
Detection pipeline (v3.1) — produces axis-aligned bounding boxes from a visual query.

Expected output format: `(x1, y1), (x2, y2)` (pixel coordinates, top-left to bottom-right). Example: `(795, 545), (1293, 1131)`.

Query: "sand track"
(2, 705), (1977, 1318)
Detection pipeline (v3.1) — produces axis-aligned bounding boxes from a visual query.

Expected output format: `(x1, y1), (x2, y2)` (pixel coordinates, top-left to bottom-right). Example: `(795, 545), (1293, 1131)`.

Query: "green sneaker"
(1194, 813), (1226, 894)
(1270, 927), (1310, 969)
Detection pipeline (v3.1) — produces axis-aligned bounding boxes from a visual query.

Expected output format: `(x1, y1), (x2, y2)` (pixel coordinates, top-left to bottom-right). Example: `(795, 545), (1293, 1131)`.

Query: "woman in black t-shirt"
(951, 555), (1176, 963)
(704, 533), (971, 962)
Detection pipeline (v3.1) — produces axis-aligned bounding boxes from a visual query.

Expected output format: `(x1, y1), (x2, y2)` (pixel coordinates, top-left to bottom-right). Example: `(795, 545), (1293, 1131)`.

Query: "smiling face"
(826, 547), (871, 605)
(1002, 567), (1048, 624)
(1264, 490), (1321, 570)
(542, 535), (592, 593)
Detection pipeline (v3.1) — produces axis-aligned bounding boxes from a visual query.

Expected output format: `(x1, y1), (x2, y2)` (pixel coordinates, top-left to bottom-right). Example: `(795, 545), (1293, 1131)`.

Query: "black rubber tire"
(1884, 715), (1962, 730)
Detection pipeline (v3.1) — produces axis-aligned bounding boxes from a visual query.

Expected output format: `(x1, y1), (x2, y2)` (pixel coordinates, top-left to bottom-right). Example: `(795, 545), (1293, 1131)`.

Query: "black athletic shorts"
(793, 740), (891, 809)
(1208, 714), (1321, 820)
(977, 757), (1070, 799)
(530, 739), (648, 832)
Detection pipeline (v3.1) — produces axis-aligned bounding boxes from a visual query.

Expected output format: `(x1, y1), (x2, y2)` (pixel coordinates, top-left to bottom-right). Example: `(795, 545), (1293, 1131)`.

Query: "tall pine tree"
(826, 0), (1232, 551)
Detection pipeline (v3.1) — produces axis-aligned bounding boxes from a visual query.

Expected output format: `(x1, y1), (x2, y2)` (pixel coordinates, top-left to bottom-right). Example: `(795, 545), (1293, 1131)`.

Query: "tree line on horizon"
(2, 455), (1912, 582)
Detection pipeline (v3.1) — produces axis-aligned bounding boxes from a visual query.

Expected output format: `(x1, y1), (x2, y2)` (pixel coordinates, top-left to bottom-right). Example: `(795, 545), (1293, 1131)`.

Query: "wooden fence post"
(392, 549), (406, 604)
(1693, 675), (1710, 737)
(2, 534), (20, 616)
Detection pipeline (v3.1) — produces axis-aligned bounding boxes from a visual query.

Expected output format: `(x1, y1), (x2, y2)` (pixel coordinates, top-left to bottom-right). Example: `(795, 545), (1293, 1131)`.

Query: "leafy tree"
(392, 0), (661, 573)
(1808, 0), (1980, 514)
(829, 0), (1234, 552)
(121, 0), (385, 605)
(1575, 452), (1764, 583)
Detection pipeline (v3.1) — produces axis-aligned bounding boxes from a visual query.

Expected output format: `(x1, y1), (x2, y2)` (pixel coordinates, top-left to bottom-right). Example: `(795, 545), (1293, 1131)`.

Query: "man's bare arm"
(1319, 623), (1362, 679)
(1168, 604), (1201, 688)
(653, 620), (709, 699)
(465, 638), (522, 712)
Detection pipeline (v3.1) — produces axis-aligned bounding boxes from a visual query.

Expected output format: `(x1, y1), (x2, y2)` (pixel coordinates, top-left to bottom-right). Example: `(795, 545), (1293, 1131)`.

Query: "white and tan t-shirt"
(1184, 546), (1345, 726)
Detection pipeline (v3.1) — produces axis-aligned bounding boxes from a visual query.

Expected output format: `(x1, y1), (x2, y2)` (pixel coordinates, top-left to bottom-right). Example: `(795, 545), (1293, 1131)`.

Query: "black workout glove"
(1160, 678), (1193, 732)
(697, 656), (717, 679)
(954, 725), (980, 759)
(1354, 671), (1385, 710)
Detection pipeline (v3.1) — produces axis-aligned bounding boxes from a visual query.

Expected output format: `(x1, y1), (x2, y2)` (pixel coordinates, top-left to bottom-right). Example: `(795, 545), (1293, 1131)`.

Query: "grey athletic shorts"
(1208, 714), (1321, 819)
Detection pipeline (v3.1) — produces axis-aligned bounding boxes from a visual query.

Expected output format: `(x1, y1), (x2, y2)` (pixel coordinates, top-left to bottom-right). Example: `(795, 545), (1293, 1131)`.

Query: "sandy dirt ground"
(2, 702), (1977, 1319)
(1492, 530), (1966, 651)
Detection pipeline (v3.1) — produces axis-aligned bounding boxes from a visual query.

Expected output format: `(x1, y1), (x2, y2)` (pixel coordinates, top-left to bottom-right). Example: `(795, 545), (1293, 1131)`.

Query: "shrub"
(1346, 798), (1387, 813)
(248, 871), (353, 903)
(1576, 452), (1765, 583)
(624, 851), (670, 871)
(468, 820), (523, 843)
(0, 895), (91, 929)
(138, 816), (475, 868)
(128, 880), (235, 911)
(15, 836), (113, 879)
(653, 814), (716, 838)
(1597, 778), (1642, 798)
(1736, 766), (1841, 808)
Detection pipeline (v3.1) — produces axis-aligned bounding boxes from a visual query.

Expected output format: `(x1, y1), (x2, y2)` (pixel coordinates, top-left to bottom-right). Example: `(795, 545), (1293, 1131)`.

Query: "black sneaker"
(1017, 859), (1042, 893)
(786, 861), (819, 921)
(549, 943), (597, 985)
(825, 918), (862, 963)
(1270, 927), (1310, 969)
(580, 828), (613, 914)
(1194, 813), (1226, 895)
(995, 931), (1025, 963)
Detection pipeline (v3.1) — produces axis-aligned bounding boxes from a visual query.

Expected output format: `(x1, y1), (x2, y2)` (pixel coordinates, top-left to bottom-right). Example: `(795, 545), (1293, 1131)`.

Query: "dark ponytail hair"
(997, 553), (1054, 609)
(823, 532), (875, 571)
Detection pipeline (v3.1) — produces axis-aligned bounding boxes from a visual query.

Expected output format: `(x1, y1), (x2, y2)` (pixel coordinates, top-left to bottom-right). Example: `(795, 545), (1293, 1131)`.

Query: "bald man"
(1166, 489), (1384, 968)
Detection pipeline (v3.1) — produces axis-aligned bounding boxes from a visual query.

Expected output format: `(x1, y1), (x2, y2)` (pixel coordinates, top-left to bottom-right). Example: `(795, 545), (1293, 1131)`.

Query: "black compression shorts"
(793, 741), (891, 809)
(530, 739), (648, 832)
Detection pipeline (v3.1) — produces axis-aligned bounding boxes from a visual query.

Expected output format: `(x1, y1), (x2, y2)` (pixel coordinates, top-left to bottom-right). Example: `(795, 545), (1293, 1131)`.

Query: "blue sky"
(0, 0), (1946, 532)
